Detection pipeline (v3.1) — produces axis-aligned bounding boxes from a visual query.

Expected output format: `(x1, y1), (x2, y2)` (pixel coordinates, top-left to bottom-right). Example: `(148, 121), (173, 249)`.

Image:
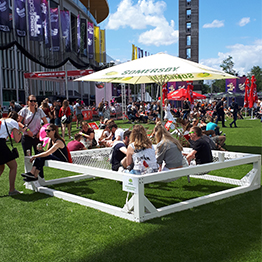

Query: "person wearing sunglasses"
(21, 124), (69, 181)
(18, 95), (48, 156)
(186, 126), (213, 165)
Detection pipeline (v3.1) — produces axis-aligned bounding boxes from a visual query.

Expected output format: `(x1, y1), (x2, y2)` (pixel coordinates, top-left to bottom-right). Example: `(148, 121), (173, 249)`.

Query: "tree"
(198, 80), (210, 94)
(247, 66), (262, 92)
(220, 56), (236, 75)
(210, 56), (237, 93)
(212, 79), (226, 93)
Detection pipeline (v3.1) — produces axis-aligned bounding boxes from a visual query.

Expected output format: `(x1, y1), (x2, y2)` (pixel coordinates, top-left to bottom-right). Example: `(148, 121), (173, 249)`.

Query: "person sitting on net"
(67, 133), (87, 151)
(126, 125), (158, 175)
(105, 122), (124, 147)
(154, 122), (183, 171)
(110, 130), (131, 171)
(187, 126), (213, 165)
(79, 121), (97, 149)
(21, 124), (69, 181)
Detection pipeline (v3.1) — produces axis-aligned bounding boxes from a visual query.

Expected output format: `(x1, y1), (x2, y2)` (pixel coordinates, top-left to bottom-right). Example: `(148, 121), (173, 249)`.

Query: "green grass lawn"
(0, 118), (261, 262)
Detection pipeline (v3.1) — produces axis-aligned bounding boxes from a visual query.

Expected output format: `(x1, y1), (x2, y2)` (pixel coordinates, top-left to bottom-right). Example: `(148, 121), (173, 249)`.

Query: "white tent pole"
(65, 62), (69, 100)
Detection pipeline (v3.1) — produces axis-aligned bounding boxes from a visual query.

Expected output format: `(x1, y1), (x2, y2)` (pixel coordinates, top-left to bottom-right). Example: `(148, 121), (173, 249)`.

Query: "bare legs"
(0, 159), (18, 193)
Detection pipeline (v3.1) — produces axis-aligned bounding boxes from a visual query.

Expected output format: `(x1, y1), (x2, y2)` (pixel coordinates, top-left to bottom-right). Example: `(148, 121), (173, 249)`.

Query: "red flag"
(244, 78), (250, 108)
(162, 84), (168, 101)
(186, 81), (194, 104)
(249, 75), (256, 108)
(248, 76), (254, 108)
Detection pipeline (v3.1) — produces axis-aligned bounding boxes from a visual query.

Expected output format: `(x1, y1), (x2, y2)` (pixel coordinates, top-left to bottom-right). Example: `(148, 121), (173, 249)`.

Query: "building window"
(186, 22), (191, 33)
(187, 35), (191, 46)
(187, 48), (191, 59)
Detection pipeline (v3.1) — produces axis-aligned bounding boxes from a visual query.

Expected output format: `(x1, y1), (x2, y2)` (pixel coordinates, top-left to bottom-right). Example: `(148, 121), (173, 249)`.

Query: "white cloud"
(238, 17), (250, 27)
(106, 0), (178, 46)
(200, 39), (262, 75)
(203, 20), (224, 28)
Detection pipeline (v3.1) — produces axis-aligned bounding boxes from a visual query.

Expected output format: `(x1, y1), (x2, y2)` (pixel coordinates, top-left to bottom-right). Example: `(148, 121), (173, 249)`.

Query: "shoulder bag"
(5, 121), (19, 159)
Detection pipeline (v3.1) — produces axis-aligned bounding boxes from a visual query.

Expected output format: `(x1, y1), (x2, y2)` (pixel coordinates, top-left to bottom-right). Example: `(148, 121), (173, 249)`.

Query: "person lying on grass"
(21, 124), (69, 181)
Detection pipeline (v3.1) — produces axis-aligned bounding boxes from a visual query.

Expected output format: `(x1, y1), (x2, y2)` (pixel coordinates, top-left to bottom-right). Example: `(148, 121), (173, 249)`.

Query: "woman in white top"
(126, 125), (158, 174)
(164, 98), (175, 128)
(0, 111), (27, 195)
(18, 94), (48, 156)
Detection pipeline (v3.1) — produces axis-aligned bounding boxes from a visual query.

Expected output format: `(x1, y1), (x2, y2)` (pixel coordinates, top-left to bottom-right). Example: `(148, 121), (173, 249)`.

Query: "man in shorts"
(74, 99), (83, 129)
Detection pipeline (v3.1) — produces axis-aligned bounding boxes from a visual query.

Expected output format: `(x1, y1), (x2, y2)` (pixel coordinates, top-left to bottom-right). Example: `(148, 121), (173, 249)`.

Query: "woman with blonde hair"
(59, 99), (72, 139)
(40, 100), (52, 123)
(126, 125), (158, 174)
(154, 121), (183, 171)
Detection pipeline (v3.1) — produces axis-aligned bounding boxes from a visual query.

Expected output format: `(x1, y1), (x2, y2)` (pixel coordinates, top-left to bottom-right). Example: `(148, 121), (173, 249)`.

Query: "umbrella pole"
(160, 85), (163, 122)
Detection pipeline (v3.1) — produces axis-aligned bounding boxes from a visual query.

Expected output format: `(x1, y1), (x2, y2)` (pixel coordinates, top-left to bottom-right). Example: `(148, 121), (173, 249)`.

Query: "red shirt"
(59, 107), (71, 118)
(67, 140), (85, 151)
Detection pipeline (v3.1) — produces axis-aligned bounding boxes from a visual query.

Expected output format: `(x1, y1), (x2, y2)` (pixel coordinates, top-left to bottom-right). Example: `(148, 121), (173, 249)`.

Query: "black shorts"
(0, 138), (16, 165)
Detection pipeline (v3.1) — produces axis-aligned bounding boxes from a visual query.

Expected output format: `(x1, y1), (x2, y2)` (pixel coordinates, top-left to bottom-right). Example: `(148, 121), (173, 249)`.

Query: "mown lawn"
(0, 117), (261, 262)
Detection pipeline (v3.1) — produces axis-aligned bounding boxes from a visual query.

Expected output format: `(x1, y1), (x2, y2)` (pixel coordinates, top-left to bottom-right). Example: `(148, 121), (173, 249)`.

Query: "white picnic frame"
(23, 148), (261, 222)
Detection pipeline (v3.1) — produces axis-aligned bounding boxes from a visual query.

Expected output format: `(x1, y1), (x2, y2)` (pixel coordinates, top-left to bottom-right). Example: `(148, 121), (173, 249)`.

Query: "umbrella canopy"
(160, 88), (206, 100)
(75, 53), (236, 85)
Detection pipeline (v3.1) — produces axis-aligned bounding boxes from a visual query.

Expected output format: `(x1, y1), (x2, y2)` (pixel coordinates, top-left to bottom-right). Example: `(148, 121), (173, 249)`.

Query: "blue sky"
(99, 0), (262, 76)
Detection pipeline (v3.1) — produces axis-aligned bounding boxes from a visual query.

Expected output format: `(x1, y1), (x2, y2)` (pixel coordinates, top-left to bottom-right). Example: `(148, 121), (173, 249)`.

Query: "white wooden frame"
(24, 148), (261, 222)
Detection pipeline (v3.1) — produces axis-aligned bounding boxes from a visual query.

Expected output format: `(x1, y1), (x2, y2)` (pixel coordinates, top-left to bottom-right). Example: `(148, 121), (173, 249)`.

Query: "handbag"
(4, 121), (19, 159)
(61, 115), (67, 124)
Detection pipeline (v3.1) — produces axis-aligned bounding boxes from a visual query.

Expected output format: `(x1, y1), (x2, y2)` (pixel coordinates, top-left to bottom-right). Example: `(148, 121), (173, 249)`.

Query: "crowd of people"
(1, 94), (262, 195)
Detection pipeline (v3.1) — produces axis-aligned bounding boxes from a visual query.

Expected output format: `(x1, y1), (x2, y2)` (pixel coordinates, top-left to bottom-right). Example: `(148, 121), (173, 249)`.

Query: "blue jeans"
(33, 154), (64, 178)
(124, 169), (141, 175)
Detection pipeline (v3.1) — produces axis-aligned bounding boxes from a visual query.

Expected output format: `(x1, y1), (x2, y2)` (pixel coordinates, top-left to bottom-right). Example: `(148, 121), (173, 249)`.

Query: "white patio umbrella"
(75, 53), (236, 84)
(75, 53), (236, 119)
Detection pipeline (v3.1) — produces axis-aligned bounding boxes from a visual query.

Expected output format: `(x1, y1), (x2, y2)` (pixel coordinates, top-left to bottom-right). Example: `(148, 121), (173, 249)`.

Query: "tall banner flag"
(77, 15), (80, 54)
(87, 22), (94, 59)
(80, 18), (87, 56)
(249, 75), (258, 108)
(0, 0), (11, 32)
(28, 0), (43, 41)
(14, 0), (26, 36)
(141, 49), (143, 58)
(60, 10), (70, 52)
(94, 26), (100, 63)
(50, 8), (59, 51)
(244, 78), (250, 108)
(132, 44), (135, 60)
(41, 0), (50, 47)
(135, 46), (138, 59)
(186, 81), (194, 103)
(167, 82), (177, 92)
(100, 29), (105, 63)
(237, 76), (246, 93)
(137, 47), (140, 58)
(226, 78), (237, 93)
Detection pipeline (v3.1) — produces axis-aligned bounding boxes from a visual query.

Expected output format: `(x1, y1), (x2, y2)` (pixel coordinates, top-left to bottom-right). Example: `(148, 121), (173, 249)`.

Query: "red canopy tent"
(167, 88), (206, 100)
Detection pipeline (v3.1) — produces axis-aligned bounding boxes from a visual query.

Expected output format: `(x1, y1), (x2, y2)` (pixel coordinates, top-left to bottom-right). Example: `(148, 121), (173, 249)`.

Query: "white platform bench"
(23, 148), (261, 222)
